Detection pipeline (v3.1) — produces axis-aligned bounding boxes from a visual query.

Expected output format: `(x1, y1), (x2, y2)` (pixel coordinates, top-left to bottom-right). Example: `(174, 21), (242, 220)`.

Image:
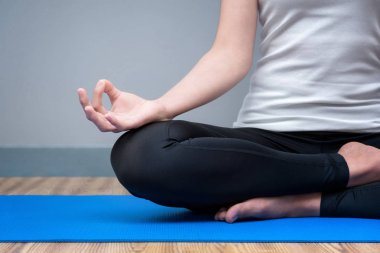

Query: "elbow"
(238, 57), (253, 77)
(227, 54), (253, 81)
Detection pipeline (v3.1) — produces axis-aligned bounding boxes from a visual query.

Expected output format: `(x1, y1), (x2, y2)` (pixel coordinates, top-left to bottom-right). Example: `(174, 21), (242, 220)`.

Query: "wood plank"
(0, 177), (379, 253)
(0, 177), (129, 195)
(1, 243), (380, 253)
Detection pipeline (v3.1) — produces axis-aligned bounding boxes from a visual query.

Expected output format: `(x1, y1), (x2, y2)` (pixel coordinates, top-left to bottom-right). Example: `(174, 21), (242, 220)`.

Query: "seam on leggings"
(173, 142), (331, 167)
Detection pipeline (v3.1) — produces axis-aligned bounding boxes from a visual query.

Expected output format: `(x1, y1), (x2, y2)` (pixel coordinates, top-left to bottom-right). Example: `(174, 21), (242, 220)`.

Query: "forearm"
(155, 47), (252, 119)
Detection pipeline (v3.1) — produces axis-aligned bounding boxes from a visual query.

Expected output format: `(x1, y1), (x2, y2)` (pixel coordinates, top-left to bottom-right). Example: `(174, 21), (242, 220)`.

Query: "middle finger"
(92, 79), (108, 114)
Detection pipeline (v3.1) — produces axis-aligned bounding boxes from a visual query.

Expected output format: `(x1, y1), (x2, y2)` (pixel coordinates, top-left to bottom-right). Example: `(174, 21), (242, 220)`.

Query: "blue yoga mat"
(1, 195), (379, 242)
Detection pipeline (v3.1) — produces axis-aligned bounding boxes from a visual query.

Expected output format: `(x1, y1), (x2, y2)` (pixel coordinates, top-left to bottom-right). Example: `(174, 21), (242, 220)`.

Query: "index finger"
(103, 79), (121, 102)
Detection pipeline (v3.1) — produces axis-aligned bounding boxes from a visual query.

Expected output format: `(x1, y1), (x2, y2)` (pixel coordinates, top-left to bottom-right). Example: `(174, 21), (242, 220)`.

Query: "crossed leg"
(215, 142), (380, 223)
(110, 120), (380, 222)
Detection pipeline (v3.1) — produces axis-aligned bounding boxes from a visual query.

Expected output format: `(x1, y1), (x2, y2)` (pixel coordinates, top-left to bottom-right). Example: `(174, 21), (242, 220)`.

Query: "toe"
(214, 207), (227, 221)
(225, 204), (242, 223)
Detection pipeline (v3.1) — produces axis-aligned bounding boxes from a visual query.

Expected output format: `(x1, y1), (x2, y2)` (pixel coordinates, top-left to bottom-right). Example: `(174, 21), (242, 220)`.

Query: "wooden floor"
(0, 177), (379, 253)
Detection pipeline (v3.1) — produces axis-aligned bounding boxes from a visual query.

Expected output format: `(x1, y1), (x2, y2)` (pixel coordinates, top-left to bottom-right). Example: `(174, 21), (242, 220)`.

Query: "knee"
(110, 120), (172, 196)
(110, 119), (202, 207)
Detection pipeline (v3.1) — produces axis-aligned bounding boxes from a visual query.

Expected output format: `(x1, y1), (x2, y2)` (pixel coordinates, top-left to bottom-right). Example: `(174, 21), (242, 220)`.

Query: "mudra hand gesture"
(77, 79), (170, 132)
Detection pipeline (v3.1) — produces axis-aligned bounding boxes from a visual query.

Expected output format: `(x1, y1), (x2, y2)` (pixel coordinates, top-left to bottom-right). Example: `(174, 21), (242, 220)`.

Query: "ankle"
(284, 193), (321, 217)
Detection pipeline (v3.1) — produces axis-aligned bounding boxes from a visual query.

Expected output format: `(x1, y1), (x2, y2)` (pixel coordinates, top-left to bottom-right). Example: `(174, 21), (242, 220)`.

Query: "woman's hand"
(77, 79), (171, 132)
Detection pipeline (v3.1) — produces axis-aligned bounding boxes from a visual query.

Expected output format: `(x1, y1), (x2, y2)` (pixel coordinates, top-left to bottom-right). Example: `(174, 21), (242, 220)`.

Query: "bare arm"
(156, 0), (258, 119)
(78, 0), (258, 132)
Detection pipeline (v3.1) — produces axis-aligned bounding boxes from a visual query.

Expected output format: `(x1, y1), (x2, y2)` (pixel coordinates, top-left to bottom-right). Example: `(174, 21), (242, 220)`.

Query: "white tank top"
(233, 0), (380, 133)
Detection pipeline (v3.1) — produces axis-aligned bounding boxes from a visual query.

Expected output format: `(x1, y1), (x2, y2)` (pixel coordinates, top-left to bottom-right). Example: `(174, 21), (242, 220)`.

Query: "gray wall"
(0, 0), (262, 147)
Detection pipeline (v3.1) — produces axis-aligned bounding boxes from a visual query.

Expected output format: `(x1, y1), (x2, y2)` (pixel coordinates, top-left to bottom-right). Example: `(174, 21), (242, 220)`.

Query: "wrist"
(153, 98), (175, 120)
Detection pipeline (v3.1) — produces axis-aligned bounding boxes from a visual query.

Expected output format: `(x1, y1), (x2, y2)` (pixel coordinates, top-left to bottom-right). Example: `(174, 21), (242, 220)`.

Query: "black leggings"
(110, 119), (380, 218)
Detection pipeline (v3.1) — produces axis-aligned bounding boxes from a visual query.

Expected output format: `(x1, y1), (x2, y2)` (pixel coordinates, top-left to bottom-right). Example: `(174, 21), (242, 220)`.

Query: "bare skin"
(77, 0), (380, 224)
(79, 80), (380, 224)
(214, 142), (380, 223)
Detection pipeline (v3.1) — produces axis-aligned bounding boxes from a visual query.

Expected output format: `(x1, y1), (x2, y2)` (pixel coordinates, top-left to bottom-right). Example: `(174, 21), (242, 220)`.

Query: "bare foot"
(338, 142), (380, 187)
(214, 193), (321, 223)
(214, 142), (380, 224)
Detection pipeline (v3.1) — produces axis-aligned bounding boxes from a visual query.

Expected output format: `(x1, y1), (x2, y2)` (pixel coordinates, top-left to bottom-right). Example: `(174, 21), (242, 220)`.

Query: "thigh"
(319, 132), (380, 152)
(354, 133), (380, 149)
(166, 120), (318, 153)
(272, 130), (380, 153)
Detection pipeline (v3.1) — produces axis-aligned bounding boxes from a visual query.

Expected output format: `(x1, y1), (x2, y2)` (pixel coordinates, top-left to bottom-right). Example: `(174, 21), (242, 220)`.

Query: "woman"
(77, 0), (380, 223)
